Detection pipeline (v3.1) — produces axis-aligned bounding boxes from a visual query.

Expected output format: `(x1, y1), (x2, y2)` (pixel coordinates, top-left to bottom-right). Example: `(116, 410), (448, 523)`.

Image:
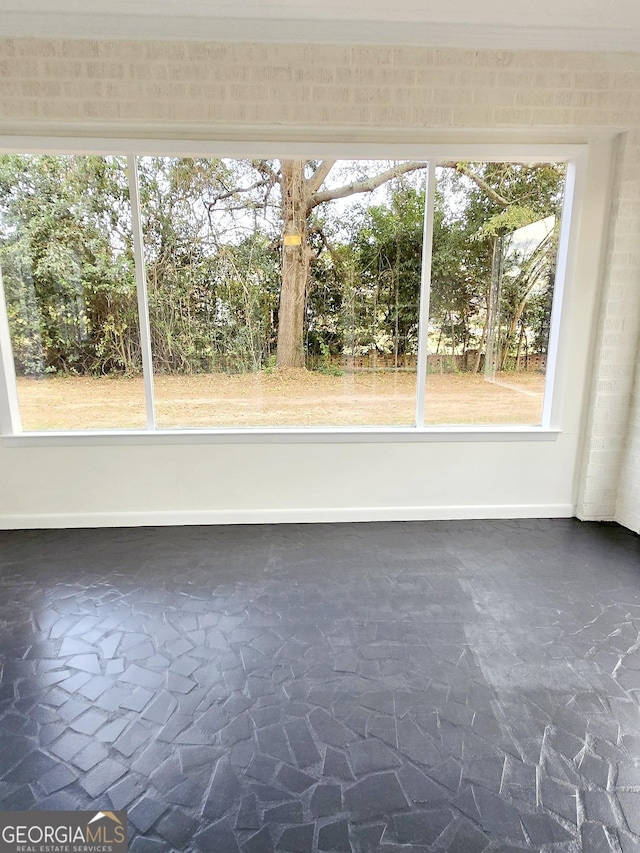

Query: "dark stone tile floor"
(0, 519), (639, 851)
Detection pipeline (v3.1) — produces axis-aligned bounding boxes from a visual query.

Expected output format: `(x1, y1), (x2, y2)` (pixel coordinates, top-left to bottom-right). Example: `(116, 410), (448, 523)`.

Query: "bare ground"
(15, 370), (546, 431)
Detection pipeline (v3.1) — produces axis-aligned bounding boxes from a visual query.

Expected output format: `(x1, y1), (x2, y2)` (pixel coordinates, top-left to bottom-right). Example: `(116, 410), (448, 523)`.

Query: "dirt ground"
(15, 370), (546, 431)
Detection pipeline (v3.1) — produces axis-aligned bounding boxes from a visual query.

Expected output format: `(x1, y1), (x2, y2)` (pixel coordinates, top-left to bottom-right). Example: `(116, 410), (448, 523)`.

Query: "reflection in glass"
(425, 162), (565, 425)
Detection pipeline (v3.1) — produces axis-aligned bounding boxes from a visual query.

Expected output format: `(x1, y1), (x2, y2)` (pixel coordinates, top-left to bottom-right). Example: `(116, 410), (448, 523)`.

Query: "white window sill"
(1, 426), (561, 446)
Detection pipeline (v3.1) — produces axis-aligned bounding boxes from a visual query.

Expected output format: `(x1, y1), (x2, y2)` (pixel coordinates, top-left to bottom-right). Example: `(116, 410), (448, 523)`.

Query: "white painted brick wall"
(617, 332), (640, 532)
(0, 38), (639, 530)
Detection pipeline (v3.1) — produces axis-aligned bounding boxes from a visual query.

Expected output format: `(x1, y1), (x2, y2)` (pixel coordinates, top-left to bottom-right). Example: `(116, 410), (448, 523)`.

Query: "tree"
(203, 159), (428, 368)
(429, 183), (485, 366)
(0, 154), (565, 381)
(353, 184), (425, 364)
(434, 162), (565, 372)
(134, 157), (285, 374)
(0, 154), (138, 375)
(497, 224), (556, 370)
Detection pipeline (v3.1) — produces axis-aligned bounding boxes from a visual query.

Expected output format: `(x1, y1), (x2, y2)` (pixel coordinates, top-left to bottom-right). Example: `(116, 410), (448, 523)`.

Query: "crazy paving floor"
(0, 519), (640, 852)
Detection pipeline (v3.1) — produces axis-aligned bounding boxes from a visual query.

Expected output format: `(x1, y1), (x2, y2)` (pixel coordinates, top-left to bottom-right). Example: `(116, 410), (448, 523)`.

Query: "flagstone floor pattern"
(0, 519), (639, 851)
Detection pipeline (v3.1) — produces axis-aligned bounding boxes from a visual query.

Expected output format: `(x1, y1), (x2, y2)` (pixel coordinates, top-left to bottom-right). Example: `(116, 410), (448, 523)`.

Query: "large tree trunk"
(273, 158), (428, 368)
(276, 160), (312, 369)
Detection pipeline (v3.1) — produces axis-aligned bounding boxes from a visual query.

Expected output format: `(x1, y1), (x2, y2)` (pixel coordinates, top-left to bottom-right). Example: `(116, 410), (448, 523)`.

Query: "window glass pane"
(0, 154), (146, 430)
(138, 157), (425, 428)
(424, 161), (565, 425)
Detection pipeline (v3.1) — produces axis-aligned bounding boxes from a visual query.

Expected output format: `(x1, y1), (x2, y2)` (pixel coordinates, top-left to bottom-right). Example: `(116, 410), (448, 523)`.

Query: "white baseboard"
(0, 504), (576, 529)
(576, 512), (616, 522)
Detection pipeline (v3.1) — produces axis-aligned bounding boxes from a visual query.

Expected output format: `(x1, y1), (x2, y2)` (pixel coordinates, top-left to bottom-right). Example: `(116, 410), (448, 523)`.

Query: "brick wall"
(576, 130), (640, 528)
(0, 38), (639, 530)
(617, 335), (640, 532)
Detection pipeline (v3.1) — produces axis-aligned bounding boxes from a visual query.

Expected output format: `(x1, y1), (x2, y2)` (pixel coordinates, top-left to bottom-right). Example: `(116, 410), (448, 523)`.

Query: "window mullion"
(0, 267), (22, 435)
(127, 155), (156, 431)
(415, 160), (436, 428)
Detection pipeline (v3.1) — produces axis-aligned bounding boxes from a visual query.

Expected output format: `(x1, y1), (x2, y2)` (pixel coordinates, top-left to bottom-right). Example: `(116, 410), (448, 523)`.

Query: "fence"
(309, 352), (547, 372)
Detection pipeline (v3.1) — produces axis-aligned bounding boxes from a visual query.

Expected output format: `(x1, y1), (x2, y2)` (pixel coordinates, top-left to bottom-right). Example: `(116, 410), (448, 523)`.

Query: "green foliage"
(0, 155), (565, 380)
(346, 183), (424, 361)
(136, 157), (281, 374)
(261, 354), (277, 374)
(473, 204), (537, 239)
(0, 155), (281, 376)
(0, 154), (138, 375)
(428, 162), (565, 365)
(310, 339), (343, 375)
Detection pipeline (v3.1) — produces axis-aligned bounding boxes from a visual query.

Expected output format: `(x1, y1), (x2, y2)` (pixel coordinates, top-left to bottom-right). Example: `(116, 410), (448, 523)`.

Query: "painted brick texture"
(617, 334), (640, 532)
(0, 38), (639, 530)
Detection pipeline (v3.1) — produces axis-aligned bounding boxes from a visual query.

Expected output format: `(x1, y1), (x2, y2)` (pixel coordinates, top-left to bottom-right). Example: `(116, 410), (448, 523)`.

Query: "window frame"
(0, 137), (585, 444)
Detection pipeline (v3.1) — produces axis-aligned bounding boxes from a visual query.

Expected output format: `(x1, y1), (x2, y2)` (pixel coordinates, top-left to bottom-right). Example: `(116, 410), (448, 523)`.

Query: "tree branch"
(310, 161), (427, 209)
(203, 178), (276, 227)
(440, 162), (511, 208)
(309, 223), (340, 265)
(204, 177), (273, 208)
(306, 160), (336, 194)
(251, 160), (281, 184)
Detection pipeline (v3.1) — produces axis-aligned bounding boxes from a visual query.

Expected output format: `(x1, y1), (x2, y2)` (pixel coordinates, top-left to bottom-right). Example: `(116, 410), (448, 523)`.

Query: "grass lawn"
(15, 370), (546, 431)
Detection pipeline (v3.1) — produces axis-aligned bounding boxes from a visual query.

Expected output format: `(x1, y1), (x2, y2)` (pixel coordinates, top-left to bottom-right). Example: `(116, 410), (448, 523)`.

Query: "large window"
(424, 162), (565, 425)
(0, 155), (147, 431)
(0, 147), (573, 434)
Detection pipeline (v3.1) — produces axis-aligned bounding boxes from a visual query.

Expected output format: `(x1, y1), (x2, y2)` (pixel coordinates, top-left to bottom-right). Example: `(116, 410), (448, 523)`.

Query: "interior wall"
(0, 437), (581, 528)
(575, 128), (640, 532)
(617, 333), (640, 532)
(0, 39), (638, 529)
